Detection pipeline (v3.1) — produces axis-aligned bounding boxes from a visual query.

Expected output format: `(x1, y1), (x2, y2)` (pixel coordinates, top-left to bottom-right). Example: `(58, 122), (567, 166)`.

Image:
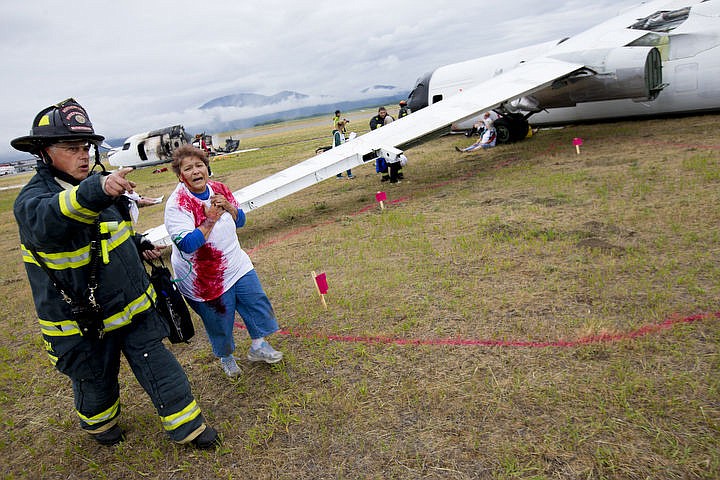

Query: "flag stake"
(573, 137), (583, 154)
(375, 191), (387, 211)
(311, 270), (328, 309)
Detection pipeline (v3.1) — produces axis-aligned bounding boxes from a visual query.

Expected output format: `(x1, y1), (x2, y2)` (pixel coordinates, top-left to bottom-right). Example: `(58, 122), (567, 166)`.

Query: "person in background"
(398, 100), (410, 118)
(370, 107), (404, 183)
(465, 111), (499, 137)
(192, 134), (213, 176)
(333, 120), (354, 179)
(333, 109), (349, 134)
(11, 98), (219, 449)
(455, 112), (497, 152)
(164, 145), (283, 378)
(369, 106), (394, 130)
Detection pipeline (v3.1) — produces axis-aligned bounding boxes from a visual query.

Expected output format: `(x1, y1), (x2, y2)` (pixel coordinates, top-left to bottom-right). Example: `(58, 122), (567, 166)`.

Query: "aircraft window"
(627, 33), (665, 47)
(557, 37), (569, 45)
(630, 30), (720, 60)
(628, 7), (690, 32)
(432, 94), (443, 103)
(122, 143), (130, 151)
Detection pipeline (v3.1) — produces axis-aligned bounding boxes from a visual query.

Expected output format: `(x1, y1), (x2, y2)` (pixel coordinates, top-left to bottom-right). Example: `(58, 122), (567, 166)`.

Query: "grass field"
(0, 111), (719, 479)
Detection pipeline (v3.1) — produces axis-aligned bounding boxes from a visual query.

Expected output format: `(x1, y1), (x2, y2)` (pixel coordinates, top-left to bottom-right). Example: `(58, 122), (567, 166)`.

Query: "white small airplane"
(108, 125), (190, 168)
(144, 0), (719, 245)
(407, 0), (719, 143)
(107, 126), (244, 168)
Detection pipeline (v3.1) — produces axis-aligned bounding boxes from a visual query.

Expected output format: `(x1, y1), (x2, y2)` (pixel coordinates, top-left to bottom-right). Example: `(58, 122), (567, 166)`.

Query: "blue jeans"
(186, 269), (279, 358)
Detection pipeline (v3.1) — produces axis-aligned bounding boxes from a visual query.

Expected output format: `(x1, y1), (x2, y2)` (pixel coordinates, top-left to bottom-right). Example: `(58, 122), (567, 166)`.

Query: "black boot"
(191, 425), (221, 449)
(92, 424), (125, 446)
(389, 163), (400, 183)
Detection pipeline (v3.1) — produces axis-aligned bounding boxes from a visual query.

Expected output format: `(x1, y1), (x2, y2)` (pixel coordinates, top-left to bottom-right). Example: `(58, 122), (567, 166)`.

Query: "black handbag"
(145, 258), (194, 344)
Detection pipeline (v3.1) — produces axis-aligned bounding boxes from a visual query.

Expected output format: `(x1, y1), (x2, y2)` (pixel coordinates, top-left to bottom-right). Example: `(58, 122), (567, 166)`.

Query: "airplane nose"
(407, 70), (433, 112)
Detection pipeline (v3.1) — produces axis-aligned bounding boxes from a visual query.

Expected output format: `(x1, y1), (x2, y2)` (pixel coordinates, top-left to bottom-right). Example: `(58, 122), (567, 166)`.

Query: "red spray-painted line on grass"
(235, 311), (717, 348)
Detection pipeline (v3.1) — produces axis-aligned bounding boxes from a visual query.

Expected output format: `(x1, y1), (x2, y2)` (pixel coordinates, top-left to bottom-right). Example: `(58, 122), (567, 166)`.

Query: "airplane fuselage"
(406, 0), (720, 132)
(108, 125), (190, 168)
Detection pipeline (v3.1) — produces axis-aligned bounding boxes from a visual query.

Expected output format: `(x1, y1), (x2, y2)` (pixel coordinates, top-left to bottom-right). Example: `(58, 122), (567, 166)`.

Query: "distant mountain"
(187, 87), (410, 134)
(361, 85), (398, 94)
(199, 90), (309, 109)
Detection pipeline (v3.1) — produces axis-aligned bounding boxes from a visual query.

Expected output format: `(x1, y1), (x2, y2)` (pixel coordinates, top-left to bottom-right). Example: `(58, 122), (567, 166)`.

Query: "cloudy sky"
(1, 0), (642, 161)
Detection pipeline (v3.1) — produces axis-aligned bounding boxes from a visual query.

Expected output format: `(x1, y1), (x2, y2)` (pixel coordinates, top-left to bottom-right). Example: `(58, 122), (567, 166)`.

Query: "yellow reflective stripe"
(46, 351), (58, 366)
(59, 187), (97, 224)
(103, 285), (155, 332)
(44, 339), (58, 365)
(107, 221), (134, 253)
(39, 318), (81, 337)
(39, 284), (156, 337)
(20, 223), (135, 270)
(161, 400), (202, 431)
(77, 399), (120, 425)
(21, 244), (90, 269)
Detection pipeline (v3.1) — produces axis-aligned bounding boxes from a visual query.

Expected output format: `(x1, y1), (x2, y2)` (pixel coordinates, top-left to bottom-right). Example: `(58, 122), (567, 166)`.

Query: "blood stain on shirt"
(192, 243), (227, 301)
(176, 189), (207, 227)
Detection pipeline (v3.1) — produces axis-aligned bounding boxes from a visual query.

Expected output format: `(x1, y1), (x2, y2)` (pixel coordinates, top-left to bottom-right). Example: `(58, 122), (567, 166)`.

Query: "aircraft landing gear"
(494, 113), (530, 144)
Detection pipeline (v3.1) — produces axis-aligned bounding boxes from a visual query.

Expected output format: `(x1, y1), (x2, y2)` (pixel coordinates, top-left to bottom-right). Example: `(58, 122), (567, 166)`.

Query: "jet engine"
(512, 46), (663, 112)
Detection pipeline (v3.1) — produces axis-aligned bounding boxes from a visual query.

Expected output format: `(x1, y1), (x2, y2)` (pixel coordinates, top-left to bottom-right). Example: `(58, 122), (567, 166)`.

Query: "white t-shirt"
(164, 181), (253, 302)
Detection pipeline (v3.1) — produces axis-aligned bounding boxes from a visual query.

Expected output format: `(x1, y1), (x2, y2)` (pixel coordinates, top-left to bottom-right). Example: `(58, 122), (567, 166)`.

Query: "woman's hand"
(204, 203), (224, 222)
(198, 204), (224, 238)
(210, 194), (238, 221)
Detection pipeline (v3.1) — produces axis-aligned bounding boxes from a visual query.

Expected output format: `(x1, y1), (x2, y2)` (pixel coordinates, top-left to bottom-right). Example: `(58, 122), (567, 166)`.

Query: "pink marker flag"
(375, 191), (387, 202)
(573, 137), (583, 154)
(314, 272), (329, 295)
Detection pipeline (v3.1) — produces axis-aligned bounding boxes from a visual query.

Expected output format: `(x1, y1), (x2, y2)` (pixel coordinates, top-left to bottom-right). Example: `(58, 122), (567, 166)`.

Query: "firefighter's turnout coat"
(13, 162), (207, 442)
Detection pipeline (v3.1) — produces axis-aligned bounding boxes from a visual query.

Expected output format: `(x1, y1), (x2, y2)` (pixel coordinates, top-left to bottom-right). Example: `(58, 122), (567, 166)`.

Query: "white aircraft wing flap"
(358, 57), (586, 149)
(144, 57), (585, 245)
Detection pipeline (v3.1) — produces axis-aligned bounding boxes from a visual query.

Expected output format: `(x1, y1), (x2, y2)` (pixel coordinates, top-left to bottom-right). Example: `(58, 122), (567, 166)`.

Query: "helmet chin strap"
(89, 143), (106, 174)
(39, 147), (52, 165)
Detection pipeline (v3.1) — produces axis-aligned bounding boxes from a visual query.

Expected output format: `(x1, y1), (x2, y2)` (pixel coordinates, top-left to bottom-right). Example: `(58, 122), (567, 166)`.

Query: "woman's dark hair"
(171, 144), (209, 176)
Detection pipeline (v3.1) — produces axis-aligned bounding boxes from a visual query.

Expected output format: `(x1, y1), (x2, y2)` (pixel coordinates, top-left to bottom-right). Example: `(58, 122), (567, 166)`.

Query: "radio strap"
(27, 218), (102, 314)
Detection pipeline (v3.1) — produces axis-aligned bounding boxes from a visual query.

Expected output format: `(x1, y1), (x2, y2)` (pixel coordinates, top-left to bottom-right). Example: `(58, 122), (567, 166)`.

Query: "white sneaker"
(247, 341), (283, 364)
(220, 355), (241, 377)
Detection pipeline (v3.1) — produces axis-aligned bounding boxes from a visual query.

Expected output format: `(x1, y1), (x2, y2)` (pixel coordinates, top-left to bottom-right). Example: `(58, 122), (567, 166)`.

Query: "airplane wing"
(144, 57), (586, 245)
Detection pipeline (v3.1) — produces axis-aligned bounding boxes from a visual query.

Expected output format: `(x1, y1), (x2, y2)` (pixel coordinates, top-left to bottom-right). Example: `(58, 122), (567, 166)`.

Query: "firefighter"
(398, 100), (410, 118)
(11, 98), (219, 449)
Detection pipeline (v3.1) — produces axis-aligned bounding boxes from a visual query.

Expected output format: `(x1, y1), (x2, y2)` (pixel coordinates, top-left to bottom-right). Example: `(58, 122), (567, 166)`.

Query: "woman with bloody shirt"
(164, 145), (283, 378)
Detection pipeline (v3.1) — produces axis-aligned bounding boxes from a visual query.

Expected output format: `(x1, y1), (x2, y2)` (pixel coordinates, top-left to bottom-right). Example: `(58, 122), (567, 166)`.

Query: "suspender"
(27, 218), (105, 339)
